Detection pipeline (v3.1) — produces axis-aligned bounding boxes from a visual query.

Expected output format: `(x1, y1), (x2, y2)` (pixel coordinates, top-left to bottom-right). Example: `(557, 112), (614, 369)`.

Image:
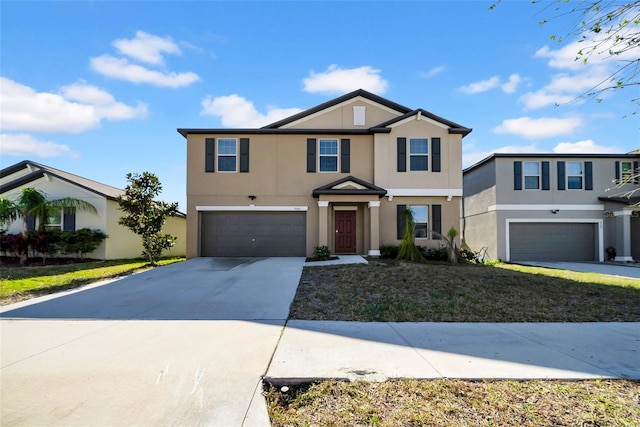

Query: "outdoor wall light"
(551, 209), (559, 214)
(248, 195), (257, 200)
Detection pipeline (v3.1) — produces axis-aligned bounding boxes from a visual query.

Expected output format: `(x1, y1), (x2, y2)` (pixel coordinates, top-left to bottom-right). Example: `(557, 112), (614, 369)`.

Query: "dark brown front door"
(335, 211), (356, 253)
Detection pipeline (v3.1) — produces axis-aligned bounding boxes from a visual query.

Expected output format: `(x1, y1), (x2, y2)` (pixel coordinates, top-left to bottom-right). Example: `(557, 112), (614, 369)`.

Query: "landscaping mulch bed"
(289, 260), (640, 322)
(265, 379), (640, 427)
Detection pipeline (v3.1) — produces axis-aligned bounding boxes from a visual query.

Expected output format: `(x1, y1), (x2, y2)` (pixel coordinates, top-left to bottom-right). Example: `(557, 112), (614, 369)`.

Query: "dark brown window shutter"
(542, 161), (550, 190)
(239, 138), (250, 172)
(307, 138), (316, 173)
(585, 161), (593, 190)
(557, 161), (565, 190)
(432, 138), (441, 172)
(513, 161), (522, 190)
(432, 204), (442, 239)
(397, 138), (406, 172)
(205, 138), (215, 172)
(63, 208), (76, 231)
(397, 204), (406, 239)
(340, 139), (350, 173)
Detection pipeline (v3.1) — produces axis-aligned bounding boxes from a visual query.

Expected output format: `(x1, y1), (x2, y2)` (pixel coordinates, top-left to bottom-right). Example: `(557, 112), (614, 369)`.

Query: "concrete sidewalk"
(516, 261), (640, 279)
(266, 321), (640, 384)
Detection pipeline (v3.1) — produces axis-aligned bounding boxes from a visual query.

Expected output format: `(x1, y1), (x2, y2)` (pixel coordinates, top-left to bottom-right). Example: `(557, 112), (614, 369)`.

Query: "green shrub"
(419, 246), (448, 261)
(60, 228), (108, 259)
(313, 245), (331, 260)
(458, 248), (477, 263)
(379, 245), (399, 259)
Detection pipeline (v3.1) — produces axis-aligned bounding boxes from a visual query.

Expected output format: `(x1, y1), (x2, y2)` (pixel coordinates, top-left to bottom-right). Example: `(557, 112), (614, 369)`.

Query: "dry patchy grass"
(266, 379), (640, 427)
(289, 260), (640, 322)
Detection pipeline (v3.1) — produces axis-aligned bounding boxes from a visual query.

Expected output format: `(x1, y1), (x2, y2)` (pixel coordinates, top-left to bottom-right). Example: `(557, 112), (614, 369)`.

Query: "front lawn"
(289, 260), (640, 322)
(266, 379), (640, 427)
(0, 257), (185, 305)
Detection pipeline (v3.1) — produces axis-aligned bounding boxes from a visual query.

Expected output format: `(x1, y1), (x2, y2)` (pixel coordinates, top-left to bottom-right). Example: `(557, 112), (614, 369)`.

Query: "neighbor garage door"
(509, 223), (596, 262)
(200, 212), (306, 257)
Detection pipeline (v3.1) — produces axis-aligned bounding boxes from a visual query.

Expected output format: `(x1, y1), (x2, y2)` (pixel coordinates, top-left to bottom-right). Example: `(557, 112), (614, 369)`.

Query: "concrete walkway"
(266, 321), (640, 383)
(1, 257), (305, 427)
(516, 261), (640, 279)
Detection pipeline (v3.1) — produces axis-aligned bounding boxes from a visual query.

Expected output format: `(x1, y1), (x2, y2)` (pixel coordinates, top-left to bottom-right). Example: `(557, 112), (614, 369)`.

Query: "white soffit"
(196, 205), (308, 212)
(333, 180), (368, 190)
(387, 113), (450, 130)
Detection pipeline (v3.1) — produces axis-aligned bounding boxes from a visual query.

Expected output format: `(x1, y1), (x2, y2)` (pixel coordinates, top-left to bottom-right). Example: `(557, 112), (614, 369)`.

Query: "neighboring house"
(462, 153), (640, 262)
(0, 160), (186, 259)
(178, 89), (471, 258)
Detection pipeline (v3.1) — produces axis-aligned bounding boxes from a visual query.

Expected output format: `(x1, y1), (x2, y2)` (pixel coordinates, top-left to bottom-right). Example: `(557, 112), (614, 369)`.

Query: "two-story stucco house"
(0, 160), (186, 259)
(463, 153), (640, 262)
(179, 89), (471, 258)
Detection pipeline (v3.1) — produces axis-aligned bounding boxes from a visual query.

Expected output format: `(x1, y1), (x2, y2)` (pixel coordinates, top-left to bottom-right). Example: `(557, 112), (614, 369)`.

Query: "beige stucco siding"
(282, 98), (402, 130)
(374, 119), (462, 191)
(378, 196), (461, 249)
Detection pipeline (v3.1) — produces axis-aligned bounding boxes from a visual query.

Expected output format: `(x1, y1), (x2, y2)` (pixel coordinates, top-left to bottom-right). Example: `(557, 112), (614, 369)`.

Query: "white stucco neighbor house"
(0, 160), (186, 260)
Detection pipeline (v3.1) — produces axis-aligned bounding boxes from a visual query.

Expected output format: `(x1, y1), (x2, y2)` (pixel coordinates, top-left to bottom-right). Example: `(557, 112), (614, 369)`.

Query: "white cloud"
(463, 143), (542, 168)
(553, 139), (622, 154)
(519, 70), (609, 109)
(201, 94), (303, 128)
(303, 65), (388, 95)
(0, 133), (79, 158)
(112, 30), (181, 65)
(91, 55), (200, 88)
(0, 77), (147, 133)
(420, 65), (446, 79)
(457, 76), (500, 94)
(493, 116), (583, 139)
(501, 74), (522, 94)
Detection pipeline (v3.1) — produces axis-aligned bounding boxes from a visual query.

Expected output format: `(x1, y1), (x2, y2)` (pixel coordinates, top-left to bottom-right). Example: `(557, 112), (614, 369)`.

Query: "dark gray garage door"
(509, 223), (596, 261)
(200, 212), (306, 257)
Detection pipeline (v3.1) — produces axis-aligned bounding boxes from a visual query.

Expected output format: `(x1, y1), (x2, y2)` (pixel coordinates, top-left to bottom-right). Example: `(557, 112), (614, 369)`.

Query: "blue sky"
(1, 1), (638, 211)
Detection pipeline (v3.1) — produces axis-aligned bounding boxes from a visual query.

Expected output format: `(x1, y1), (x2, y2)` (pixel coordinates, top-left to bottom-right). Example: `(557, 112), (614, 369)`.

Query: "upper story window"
(566, 161), (583, 189)
(620, 161), (633, 182)
(410, 205), (429, 239)
(217, 138), (237, 172)
(409, 138), (428, 171)
(523, 162), (540, 190)
(319, 139), (338, 172)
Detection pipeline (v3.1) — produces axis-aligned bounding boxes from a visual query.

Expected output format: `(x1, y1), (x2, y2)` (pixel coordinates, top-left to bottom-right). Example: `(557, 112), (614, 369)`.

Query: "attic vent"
(353, 106), (365, 126)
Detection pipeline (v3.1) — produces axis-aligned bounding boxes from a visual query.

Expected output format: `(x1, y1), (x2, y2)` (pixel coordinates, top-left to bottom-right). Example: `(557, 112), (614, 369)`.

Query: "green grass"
(0, 257), (185, 304)
(265, 379), (640, 427)
(290, 260), (640, 322)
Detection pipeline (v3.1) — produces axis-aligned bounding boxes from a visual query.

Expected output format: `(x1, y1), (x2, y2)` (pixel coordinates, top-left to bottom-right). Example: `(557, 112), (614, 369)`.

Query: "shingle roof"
(0, 160), (124, 199)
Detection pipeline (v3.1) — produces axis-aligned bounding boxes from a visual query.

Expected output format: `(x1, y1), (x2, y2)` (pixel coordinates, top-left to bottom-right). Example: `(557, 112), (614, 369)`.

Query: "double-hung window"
(45, 208), (62, 231)
(567, 161), (583, 189)
(409, 138), (428, 171)
(319, 139), (338, 172)
(620, 161), (633, 182)
(217, 138), (237, 172)
(410, 205), (429, 239)
(523, 162), (540, 190)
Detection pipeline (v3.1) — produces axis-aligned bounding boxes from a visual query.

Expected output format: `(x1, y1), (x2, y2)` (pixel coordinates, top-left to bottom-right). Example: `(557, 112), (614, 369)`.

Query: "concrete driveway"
(0, 257), (305, 426)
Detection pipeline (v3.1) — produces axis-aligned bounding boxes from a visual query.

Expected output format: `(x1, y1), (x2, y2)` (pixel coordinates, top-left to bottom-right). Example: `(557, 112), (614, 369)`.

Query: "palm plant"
(0, 188), (97, 264)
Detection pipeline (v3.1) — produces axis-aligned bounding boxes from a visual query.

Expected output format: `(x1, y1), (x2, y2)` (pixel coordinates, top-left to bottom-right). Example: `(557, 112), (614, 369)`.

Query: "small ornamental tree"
(117, 172), (179, 265)
(396, 208), (426, 262)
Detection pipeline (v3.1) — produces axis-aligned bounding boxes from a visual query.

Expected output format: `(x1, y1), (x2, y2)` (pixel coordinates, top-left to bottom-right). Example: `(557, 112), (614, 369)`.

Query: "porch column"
(614, 210), (633, 262)
(318, 201), (329, 248)
(368, 200), (381, 257)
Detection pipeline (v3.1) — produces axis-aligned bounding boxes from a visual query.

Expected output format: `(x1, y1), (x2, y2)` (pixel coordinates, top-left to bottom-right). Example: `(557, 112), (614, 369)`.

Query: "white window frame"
(566, 161), (583, 190)
(319, 139), (339, 173)
(409, 138), (428, 171)
(409, 205), (429, 239)
(620, 161), (633, 183)
(523, 161), (541, 190)
(44, 208), (63, 231)
(217, 138), (238, 172)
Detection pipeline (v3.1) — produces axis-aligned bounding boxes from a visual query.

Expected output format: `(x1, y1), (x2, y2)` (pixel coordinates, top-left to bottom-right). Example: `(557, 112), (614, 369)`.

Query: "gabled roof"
(312, 175), (387, 198)
(0, 160), (124, 200)
(178, 88), (471, 138)
(262, 89), (412, 129)
(370, 108), (472, 136)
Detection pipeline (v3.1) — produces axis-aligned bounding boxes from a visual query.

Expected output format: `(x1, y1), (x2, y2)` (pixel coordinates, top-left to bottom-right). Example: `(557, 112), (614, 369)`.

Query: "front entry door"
(335, 211), (356, 253)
